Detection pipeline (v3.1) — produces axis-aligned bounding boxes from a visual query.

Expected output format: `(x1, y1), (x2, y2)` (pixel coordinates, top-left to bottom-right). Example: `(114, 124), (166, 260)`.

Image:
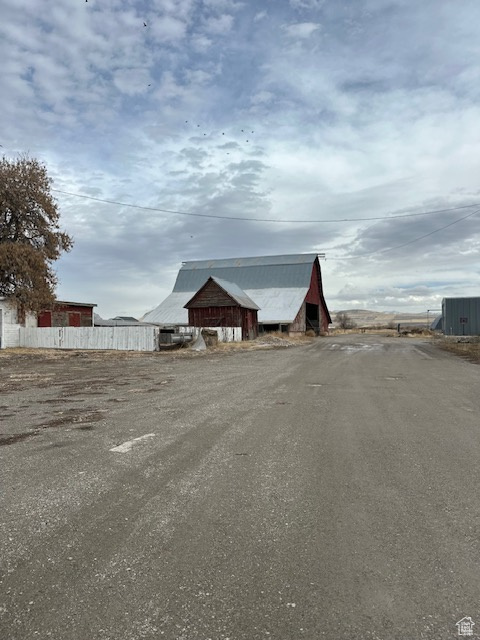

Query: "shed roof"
(0, 297), (97, 308)
(112, 316), (139, 322)
(94, 314), (152, 327)
(54, 300), (97, 308)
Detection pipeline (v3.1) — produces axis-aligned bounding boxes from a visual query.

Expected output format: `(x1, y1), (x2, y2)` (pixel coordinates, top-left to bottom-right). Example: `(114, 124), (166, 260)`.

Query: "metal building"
(442, 297), (480, 335)
(144, 253), (331, 335)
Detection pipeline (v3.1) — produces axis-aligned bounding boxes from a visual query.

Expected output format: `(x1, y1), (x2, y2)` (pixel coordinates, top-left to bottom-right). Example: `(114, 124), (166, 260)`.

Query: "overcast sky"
(2, 0), (480, 319)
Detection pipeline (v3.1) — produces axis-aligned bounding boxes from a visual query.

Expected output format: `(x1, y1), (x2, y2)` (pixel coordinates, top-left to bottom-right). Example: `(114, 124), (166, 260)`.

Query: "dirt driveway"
(0, 336), (307, 446)
(0, 349), (188, 445)
(3, 336), (480, 640)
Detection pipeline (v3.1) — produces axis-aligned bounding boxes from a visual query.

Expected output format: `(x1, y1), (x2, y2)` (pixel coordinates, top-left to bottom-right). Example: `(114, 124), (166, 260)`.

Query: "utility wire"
(326, 206), (480, 260)
(51, 188), (480, 224)
(376, 206), (480, 255)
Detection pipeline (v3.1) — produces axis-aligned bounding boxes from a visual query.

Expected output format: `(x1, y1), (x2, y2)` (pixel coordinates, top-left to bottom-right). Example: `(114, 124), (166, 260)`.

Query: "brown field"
(435, 337), (480, 364)
(328, 327), (434, 338)
(199, 332), (316, 352)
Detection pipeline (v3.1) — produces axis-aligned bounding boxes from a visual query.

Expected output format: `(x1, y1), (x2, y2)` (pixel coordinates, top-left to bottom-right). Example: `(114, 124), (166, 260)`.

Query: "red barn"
(145, 254), (331, 335)
(38, 301), (97, 328)
(184, 277), (259, 340)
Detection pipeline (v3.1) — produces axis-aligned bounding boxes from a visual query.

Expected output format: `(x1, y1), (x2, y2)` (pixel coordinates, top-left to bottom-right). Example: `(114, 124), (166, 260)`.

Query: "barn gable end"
(184, 277), (259, 340)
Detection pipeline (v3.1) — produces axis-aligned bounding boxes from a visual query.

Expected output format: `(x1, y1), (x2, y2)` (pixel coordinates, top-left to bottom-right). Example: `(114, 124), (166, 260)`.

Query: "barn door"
(38, 310), (52, 327)
(305, 302), (319, 333)
(68, 312), (81, 327)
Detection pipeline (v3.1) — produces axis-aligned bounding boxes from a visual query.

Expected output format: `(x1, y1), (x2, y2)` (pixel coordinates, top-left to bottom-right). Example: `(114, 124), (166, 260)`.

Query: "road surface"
(1, 335), (480, 639)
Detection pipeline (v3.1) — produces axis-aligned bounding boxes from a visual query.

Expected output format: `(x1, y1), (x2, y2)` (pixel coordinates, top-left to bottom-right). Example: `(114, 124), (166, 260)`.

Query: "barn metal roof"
(145, 287), (309, 325)
(143, 253), (322, 325)
(206, 277), (260, 310)
(145, 292), (190, 325)
(174, 253), (319, 292)
(245, 287), (309, 322)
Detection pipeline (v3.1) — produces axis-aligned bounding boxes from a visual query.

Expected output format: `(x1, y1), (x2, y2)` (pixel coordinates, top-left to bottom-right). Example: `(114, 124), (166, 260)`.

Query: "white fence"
(3, 323), (21, 348)
(20, 327), (160, 351)
(16, 325), (242, 351)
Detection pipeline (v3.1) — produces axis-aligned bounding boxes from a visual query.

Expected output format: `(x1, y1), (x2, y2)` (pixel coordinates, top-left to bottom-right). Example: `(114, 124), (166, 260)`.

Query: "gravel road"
(1, 335), (480, 640)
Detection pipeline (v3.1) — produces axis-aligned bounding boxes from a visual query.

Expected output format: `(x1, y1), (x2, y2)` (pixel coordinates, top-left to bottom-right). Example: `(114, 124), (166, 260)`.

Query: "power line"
(376, 206), (480, 254)
(51, 188), (480, 224)
(326, 206), (480, 260)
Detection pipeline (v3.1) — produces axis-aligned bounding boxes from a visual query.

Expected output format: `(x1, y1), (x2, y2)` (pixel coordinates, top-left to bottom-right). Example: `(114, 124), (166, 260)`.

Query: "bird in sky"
(143, 22), (147, 27)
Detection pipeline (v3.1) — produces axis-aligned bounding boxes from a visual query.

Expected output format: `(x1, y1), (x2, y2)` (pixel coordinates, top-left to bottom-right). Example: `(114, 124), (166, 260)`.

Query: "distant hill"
(332, 309), (434, 328)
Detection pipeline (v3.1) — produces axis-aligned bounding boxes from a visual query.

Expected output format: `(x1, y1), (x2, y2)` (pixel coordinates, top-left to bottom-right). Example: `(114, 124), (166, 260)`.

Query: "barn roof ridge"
(181, 253), (319, 270)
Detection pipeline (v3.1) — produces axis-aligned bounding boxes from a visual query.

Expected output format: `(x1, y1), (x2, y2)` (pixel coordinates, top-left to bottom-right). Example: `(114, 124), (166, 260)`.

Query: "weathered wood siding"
(187, 307), (258, 340)
(187, 280), (236, 307)
(188, 306), (243, 328)
(20, 327), (160, 351)
(305, 259), (329, 332)
(38, 304), (94, 327)
(290, 303), (306, 334)
(185, 278), (259, 339)
(288, 258), (329, 334)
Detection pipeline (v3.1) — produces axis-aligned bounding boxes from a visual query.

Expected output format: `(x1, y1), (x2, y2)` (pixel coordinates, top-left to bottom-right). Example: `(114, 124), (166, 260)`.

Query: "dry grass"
(329, 327), (435, 338)
(436, 338), (480, 364)
(210, 332), (316, 352)
(329, 328), (396, 336)
(0, 347), (158, 361)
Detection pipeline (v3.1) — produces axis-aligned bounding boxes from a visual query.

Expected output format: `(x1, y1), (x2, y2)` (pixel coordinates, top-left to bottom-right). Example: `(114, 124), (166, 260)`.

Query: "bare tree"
(335, 311), (356, 330)
(0, 155), (73, 312)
